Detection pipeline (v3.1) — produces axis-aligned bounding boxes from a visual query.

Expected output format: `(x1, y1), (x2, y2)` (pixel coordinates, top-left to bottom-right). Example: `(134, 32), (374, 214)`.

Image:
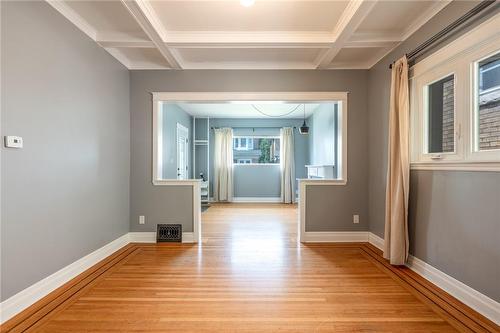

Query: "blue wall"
(161, 104), (338, 197)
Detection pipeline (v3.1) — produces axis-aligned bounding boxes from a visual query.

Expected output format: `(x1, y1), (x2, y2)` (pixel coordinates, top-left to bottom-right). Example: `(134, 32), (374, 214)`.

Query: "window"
(425, 75), (455, 154)
(410, 14), (500, 171)
(475, 52), (500, 152)
(233, 137), (253, 150)
(233, 136), (280, 164)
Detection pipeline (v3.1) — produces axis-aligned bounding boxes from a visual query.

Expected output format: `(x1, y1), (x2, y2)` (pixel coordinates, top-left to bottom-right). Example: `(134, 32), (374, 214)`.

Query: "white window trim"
(234, 135), (280, 165)
(410, 13), (500, 172)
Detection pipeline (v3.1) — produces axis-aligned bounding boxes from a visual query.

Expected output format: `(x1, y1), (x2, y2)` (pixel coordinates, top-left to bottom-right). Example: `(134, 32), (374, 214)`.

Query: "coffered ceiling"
(47, 0), (451, 70)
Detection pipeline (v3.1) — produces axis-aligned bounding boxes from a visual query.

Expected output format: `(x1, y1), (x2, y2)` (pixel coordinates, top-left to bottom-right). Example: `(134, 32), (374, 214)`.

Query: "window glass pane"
(477, 52), (500, 151)
(233, 137), (280, 164)
(427, 75), (455, 153)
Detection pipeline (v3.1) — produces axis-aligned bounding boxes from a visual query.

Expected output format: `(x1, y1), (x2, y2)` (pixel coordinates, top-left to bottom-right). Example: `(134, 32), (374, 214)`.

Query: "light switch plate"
(4, 136), (23, 148)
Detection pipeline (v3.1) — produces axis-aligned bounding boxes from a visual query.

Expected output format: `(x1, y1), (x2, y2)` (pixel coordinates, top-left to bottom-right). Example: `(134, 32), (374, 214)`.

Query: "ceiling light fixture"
(299, 104), (310, 135)
(240, 0), (255, 7)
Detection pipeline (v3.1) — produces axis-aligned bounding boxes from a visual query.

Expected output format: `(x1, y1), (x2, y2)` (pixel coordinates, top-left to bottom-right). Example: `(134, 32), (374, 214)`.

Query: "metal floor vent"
(156, 224), (182, 242)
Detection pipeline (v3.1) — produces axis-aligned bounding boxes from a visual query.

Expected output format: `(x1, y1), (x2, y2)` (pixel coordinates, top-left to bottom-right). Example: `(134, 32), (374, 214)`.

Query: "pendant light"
(299, 104), (309, 135)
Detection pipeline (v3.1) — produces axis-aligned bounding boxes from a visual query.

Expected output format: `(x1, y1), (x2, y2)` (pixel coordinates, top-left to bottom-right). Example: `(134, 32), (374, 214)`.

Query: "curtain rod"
(389, 0), (497, 69)
(211, 126), (296, 129)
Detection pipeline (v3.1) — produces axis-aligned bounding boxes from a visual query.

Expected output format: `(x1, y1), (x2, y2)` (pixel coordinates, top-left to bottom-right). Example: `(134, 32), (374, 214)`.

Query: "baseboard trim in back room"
(231, 197), (283, 203)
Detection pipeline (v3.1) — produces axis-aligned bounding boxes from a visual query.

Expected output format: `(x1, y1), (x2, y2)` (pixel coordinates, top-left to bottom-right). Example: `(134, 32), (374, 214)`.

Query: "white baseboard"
(302, 231), (369, 242)
(128, 231), (156, 243)
(406, 255), (500, 325)
(232, 197), (282, 203)
(368, 232), (384, 250)
(0, 230), (196, 324)
(3, 231), (497, 326)
(0, 233), (130, 324)
(128, 231), (195, 243)
(367, 233), (500, 325)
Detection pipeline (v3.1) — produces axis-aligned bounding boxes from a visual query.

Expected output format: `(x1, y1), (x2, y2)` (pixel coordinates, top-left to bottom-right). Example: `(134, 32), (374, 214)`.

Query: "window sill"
(410, 161), (500, 172)
(152, 179), (202, 186)
(234, 163), (280, 166)
(297, 178), (347, 185)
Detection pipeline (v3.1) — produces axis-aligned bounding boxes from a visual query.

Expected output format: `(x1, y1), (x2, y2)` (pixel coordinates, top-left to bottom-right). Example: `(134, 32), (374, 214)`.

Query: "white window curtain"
(213, 128), (234, 202)
(280, 127), (295, 203)
(384, 56), (410, 265)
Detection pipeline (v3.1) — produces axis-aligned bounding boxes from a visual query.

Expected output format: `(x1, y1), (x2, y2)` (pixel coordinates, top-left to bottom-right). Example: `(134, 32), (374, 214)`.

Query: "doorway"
(176, 123), (189, 180)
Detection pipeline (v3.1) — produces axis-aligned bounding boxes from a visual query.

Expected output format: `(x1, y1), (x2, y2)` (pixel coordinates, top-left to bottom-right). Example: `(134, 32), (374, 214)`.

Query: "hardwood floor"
(2, 204), (497, 332)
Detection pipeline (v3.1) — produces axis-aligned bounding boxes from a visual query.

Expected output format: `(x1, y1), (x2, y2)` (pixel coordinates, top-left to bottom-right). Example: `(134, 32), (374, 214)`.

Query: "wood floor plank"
(2, 204), (497, 332)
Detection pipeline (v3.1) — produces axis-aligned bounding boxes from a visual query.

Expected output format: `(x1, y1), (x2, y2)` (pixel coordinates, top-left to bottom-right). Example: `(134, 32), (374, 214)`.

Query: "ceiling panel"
(149, 1), (350, 32)
(329, 47), (389, 68)
(174, 47), (325, 69)
(64, 0), (148, 40)
(106, 47), (171, 69)
(49, 0), (452, 70)
(356, 1), (440, 34)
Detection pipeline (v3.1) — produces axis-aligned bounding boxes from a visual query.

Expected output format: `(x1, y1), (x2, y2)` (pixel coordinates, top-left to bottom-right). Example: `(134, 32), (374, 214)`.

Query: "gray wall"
(209, 117), (309, 198)
(130, 70), (369, 233)
(368, 2), (500, 301)
(1, 1), (130, 301)
(162, 104), (193, 179)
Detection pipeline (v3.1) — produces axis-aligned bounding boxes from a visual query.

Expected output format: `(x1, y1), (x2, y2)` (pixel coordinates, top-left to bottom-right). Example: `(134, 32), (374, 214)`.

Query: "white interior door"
(177, 123), (189, 180)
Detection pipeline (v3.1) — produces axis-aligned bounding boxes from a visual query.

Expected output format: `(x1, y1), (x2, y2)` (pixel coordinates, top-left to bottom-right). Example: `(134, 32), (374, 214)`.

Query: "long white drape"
(280, 127), (295, 203)
(213, 128), (233, 202)
(384, 56), (410, 265)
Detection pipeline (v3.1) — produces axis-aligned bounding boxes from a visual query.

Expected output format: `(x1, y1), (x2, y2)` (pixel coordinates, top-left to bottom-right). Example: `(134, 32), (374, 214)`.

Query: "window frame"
(422, 72), (459, 158)
(233, 137), (254, 151)
(233, 135), (280, 165)
(410, 13), (500, 171)
(471, 50), (500, 160)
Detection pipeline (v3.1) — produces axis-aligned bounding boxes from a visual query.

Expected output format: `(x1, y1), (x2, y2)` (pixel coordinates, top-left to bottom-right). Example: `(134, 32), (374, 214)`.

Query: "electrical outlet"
(139, 215), (145, 225)
(353, 215), (359, 224)
(4, 136), (23, 148)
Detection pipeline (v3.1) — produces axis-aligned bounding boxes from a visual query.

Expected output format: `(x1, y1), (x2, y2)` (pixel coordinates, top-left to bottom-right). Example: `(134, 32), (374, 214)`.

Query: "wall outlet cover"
(4, 136), (23, 148)
(353, 215), (360, 224)
(139, 215), (145, 224)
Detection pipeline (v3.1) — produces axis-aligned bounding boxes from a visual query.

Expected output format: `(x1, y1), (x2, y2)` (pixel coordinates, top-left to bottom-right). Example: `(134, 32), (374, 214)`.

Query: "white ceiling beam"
(315, 0), (377, 69)
(344, 40), (398, 49)
(400, 0), (452, 41)
(98, 40), (155, 48)
(120, 0), (181, 69)
(165, 31), (334, 48)
(349, 31), (402, 43)
(46, 1), (97, 41)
